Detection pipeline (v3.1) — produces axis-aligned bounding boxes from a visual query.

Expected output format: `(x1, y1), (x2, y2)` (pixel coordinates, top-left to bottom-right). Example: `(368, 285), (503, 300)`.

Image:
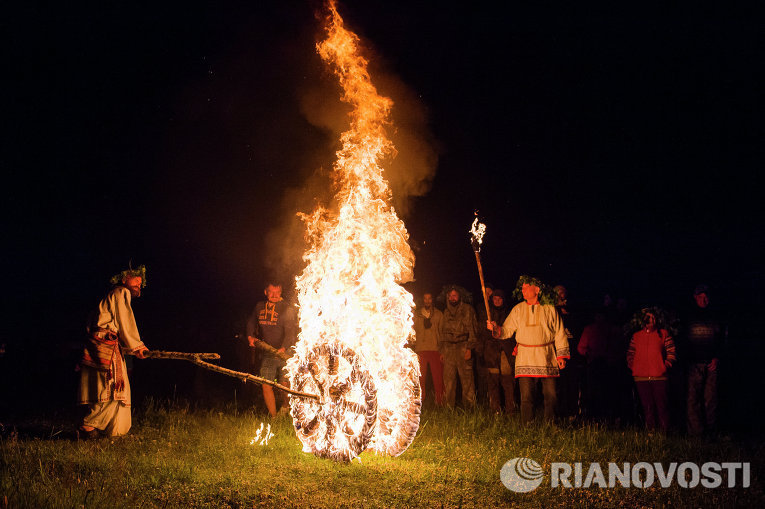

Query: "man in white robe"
(78, 268), (148, 437)
(488, 277), (569, 423)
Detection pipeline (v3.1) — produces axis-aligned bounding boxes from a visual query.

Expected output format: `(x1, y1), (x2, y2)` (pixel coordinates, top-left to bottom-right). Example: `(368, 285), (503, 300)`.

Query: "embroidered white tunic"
(498, 302), (570, 377)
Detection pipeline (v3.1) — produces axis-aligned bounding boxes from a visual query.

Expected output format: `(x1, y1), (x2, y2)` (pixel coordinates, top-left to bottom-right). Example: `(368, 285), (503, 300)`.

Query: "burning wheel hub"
(289, 343), (377, 462)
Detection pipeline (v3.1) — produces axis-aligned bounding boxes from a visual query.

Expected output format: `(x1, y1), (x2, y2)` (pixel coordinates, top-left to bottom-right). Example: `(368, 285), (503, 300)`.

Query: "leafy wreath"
(109, 264), (147, 288)
(624, 306), (680, 338)
(510, 275), (558, 305)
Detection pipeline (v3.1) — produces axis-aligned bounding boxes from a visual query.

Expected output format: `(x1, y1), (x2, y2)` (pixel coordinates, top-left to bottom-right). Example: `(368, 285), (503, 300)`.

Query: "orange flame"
(286, 1), (421, 462)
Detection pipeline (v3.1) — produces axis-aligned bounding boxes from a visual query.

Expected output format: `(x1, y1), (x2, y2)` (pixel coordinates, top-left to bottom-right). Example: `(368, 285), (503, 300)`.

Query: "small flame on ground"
(250, 422), (274, 446)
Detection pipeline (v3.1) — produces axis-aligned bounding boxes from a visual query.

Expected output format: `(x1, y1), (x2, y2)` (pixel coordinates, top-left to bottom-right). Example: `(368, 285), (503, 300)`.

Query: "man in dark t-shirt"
(246, 281), (297, 417)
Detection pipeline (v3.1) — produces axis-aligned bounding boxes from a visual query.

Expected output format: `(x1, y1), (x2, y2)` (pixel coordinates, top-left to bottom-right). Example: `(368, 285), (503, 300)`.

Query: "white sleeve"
(114, 288), (145, 352)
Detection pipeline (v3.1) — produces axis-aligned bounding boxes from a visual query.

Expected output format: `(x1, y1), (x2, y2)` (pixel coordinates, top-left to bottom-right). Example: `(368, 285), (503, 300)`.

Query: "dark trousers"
(635, 380), (669, 432)
(557, 361), (582, 419)
(518, 377), (557, 423)
(687, 362), (718, 436)
(584, 358), (609, 420)
(488, 373), (517, 413)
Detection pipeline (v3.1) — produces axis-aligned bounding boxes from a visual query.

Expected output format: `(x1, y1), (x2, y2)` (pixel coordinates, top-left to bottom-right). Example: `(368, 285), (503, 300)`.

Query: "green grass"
(1, 402), (763, 508)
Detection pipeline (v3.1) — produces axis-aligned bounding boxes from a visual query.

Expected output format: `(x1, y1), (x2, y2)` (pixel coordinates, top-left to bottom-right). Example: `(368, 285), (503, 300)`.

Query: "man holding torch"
(487, 276), (570, 423)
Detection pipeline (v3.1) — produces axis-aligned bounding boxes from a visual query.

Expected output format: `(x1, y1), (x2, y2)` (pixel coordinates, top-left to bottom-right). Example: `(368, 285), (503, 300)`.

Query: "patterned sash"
(516, 341), (555, 348)
(80, 329), (125, 393)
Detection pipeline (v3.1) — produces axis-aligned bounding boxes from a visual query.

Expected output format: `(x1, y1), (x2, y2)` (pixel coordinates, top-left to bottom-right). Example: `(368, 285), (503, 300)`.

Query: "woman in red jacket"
(626, 309), (676, 432)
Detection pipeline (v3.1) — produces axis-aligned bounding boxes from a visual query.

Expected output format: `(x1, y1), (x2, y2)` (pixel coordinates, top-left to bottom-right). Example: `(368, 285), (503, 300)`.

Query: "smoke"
(298, 53), (440, 217)
(260, 167), (334, 294)
(375, 71), (440, 217)
(260, 24), (439, 289)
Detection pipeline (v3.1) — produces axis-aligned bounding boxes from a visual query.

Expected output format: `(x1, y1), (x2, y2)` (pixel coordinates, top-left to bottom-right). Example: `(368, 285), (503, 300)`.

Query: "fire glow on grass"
(285, 1), (421, 462)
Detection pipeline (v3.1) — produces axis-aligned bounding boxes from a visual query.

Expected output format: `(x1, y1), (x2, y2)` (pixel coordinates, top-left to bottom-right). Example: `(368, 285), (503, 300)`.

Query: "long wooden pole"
(473, 249), (491, 320)
(142, 350), (320, 401)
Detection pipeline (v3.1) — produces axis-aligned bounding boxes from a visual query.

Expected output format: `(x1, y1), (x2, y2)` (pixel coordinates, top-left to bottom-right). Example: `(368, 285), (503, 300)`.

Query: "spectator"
(438, 285), (478, 408)
(554, 284), (583, 420)
(682, 284), (725, 437)
(412, 292), (444, 406)
(626, 308), (676, 433)
(482, 289), (516, 413)
(474, 283), (494, 408)
(577, 308), (611, 420)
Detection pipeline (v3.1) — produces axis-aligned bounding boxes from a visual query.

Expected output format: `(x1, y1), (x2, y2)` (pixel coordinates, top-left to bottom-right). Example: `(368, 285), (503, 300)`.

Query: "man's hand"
(135, 347), (148, 359)
(464, 348), (472, 361)
(247, 336), (259, 347)
(708, 358), (718, 372)
(487, 321), (501, 339)
(557, 358), (566, 370)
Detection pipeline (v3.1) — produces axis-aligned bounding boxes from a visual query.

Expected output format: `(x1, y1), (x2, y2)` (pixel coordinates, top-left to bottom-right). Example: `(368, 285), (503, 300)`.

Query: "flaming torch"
(470, 215), (491, 320)
(284, 1), (421, 462)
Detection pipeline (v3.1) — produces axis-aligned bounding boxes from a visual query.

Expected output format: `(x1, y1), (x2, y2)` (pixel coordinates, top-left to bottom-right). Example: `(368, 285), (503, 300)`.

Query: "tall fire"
(285, 2), (421, 462)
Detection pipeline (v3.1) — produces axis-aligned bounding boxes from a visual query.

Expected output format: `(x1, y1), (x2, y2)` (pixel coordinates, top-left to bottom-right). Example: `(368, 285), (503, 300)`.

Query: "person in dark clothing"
(682, 284), (725, 437)
(474, 284), (494, 407)
(246, 281), (297, 417)
(554, 285), (583, 420)
(482, 290), (517, 413)
(439, 286), (478, 408)
(577, 308), (612, 420)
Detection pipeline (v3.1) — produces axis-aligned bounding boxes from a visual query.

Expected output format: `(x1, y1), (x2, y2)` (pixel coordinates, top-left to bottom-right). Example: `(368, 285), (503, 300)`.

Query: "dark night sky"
(3, 1), (762, 354)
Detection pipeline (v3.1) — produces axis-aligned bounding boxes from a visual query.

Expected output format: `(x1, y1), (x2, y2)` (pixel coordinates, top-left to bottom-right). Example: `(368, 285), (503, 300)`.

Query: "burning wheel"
(289, 343), (377, 462)
(370, 352), (421, 456)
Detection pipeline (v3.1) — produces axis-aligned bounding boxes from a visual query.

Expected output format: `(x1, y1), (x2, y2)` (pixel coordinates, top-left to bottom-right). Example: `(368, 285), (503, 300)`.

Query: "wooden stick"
(142, 351), (220, 361)
(473, 249), (491, 321)
(141, 350), (320, 402)
(249, 339), (291, 362)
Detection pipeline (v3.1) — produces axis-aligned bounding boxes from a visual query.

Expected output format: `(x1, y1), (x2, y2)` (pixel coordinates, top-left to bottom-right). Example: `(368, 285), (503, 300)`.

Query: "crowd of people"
(411, 278), (726, 437)
(75, 266), (725, 440)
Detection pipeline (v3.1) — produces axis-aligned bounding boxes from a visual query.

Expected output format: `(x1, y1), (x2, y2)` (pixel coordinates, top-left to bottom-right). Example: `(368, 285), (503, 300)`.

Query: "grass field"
(1, 401), (763, 508)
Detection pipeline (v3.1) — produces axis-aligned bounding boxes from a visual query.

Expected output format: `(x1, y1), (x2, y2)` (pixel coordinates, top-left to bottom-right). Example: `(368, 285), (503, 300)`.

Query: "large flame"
(285, 1), (421, 462)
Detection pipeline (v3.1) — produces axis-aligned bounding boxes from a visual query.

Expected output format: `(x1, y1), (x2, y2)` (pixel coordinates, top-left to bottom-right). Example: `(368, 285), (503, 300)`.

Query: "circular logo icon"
(500, 457), (544, 492)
